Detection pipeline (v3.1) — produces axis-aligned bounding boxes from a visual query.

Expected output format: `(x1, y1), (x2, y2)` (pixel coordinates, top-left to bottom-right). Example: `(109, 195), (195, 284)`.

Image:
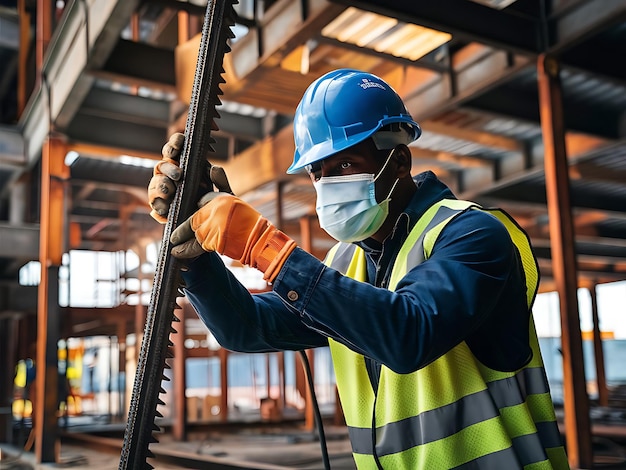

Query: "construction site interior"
(0, 0), (626, 468)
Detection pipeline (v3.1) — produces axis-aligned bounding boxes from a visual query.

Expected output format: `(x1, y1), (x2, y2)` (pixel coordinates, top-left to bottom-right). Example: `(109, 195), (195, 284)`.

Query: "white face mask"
(314, 149), (399, 243)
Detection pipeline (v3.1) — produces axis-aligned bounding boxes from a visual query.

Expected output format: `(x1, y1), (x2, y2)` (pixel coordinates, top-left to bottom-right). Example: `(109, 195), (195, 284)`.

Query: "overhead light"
(468, 0), (518, 9)
(64, 150), (80, 166)
(322, 7), (451, 62)
(118, 155), (155, 168)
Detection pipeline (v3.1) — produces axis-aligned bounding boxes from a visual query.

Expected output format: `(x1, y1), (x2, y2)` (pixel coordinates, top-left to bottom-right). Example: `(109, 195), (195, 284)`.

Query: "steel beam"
(0, 222), (39, 258)
(588, 283), (609, 408)
(20, 0), (143, 163)
(81, 87), (172, 127)
(0, 125), (25, 167)
(537, 54), (592, 469)
(101, 39), (176, 88)
(34, 136), (68, 463)
(172, 304), (187, 441)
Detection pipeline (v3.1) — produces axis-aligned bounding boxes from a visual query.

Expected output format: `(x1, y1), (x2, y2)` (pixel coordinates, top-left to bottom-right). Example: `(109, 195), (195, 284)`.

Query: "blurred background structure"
(0, 0), (626, 468)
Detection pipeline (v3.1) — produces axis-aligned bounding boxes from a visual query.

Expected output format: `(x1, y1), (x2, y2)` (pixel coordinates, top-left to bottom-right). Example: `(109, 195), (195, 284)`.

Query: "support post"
(589, 283), (608, 407)
(35, 135), (68, 463)
(0, 316), (19, 441)
(35, 0), (53, 90)
(219, 348), (229, 422)
(172, 302), (187, 441)
(116, 320), (126, 419)
(537, 54), (592, 469)
(299, 215), (316, 431)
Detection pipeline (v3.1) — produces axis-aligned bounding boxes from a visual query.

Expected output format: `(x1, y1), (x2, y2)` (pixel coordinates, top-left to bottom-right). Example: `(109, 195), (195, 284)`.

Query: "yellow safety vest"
(324, 199), (569, 469)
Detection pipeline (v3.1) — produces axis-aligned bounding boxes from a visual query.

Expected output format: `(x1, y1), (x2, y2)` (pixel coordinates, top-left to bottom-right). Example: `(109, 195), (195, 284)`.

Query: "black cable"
(298, 350), (331, 470)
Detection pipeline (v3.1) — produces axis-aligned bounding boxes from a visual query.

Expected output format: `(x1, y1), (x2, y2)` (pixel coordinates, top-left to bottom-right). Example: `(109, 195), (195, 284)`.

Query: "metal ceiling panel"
(331, 0), (542, 53)
(463, 67), (626, 139)
(69, 157), (153, 188)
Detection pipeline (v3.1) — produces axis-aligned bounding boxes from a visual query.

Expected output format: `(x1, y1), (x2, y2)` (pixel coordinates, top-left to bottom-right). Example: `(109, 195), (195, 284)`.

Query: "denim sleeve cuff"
(271, 247), (325, 315)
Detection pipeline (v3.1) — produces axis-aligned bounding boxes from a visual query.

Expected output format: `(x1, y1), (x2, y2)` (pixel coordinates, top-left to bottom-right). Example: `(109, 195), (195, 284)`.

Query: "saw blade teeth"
(121, 2), (240, 467)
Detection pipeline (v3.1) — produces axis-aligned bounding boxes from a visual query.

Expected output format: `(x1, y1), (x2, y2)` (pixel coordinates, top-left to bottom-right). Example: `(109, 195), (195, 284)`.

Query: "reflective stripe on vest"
(325, 199), (569, 469)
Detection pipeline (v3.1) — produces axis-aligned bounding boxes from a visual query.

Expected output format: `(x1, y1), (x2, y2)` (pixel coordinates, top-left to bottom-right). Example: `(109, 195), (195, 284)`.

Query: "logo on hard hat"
(359, 78), (386, 90)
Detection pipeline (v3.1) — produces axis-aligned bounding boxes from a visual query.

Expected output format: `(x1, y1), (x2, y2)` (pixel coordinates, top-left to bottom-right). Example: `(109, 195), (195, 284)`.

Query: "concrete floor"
(3, 407), (626, 469)
(1, 424), (357, 470)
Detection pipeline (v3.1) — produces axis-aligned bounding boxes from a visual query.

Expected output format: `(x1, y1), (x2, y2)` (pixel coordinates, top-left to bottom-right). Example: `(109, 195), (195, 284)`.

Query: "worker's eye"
(339, 161), (351, 171)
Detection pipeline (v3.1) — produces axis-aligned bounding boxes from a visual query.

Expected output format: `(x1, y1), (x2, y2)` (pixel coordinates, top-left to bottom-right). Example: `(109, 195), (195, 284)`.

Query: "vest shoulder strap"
(389, 199), (476, 290)
(389, 199), (539, 307)
(325, 242), (367, 281)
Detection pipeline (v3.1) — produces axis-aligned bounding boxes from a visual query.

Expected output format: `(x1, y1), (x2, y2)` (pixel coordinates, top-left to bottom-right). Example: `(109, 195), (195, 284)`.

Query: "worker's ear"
(394, 145), (412, 178)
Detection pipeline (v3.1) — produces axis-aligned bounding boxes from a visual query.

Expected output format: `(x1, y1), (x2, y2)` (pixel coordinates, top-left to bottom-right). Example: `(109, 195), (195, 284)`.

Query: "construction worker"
(148, 69), (569, 469)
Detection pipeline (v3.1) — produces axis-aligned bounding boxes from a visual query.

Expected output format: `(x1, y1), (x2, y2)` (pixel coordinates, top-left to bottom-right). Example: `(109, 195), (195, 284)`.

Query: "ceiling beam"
(0, 223), (39, 259)
(100, 39), (177, 89)
(20, 0), (143, 162)
(420, 119), (523, 153)
(0, 125), (25, 168)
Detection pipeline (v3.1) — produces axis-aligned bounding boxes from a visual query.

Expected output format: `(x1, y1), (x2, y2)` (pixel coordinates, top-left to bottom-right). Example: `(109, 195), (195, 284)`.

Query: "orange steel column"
(35, 135), (68, 463)
(299, 215), (315, 431)
(589, 283), (609, 407)
(219, 348), (229, 422)
(537, 54), (592, 469)
(36, 0), (53, 88)
(172, 300), (187, 441)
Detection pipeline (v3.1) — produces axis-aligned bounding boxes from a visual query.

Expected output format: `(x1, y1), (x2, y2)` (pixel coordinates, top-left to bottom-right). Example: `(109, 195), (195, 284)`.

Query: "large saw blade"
(119, 1), (237, 468)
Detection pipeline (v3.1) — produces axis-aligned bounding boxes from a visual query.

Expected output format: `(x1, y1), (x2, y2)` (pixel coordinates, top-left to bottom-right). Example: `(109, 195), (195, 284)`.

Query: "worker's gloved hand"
(148, 133), (233, 223)
(148, 133), (185, 223)
(170, 194), (296, 282)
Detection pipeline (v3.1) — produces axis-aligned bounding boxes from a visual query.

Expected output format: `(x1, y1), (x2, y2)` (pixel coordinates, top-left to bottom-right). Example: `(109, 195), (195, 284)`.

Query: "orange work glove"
(170, 194), (296, 283)
(148, 132), (233, 223)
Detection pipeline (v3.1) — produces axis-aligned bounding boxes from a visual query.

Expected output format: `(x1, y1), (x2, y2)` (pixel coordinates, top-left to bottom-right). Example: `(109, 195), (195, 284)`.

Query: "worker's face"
(306, 140), (397, 203)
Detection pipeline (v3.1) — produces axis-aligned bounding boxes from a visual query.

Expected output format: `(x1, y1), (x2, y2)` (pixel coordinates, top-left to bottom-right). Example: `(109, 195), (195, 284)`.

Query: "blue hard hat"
(287, 69), (421, 174)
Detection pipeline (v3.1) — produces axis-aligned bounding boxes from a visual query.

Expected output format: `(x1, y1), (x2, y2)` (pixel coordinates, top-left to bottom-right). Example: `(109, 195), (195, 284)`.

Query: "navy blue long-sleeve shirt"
(182, 171), (531, 374)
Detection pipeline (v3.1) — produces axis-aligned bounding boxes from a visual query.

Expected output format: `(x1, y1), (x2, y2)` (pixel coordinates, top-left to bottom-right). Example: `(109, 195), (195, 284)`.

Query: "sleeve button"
(287, 290), (299, 301)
